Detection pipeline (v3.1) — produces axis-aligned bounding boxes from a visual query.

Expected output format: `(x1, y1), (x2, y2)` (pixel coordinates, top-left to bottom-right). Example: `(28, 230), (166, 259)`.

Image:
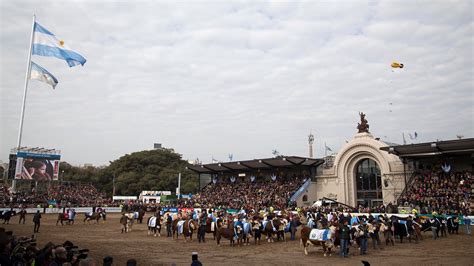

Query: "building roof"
(380, 138), (474, 158)
(186, 156), (324, 174)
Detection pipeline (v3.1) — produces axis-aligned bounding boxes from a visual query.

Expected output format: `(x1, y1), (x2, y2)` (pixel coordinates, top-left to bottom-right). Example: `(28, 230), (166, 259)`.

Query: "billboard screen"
(14, 152), (60, 180)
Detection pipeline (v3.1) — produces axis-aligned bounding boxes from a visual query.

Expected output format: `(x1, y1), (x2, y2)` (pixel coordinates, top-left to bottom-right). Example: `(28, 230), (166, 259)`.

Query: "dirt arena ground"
(3, 213), (474, 265)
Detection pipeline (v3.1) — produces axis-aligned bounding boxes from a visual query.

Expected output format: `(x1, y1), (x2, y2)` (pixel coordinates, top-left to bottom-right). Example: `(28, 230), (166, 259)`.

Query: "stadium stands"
(191, 176), (307, 210)
(0, 182), (111, 208)
(398, 170), (473, 215)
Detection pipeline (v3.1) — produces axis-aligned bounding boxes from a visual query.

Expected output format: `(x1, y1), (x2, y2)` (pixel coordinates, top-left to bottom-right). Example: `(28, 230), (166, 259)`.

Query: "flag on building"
(408, 132), (418, 140)
(325, 144), (332, 152)
(29, 61), (58, 89)
(32, 22), (86, 67)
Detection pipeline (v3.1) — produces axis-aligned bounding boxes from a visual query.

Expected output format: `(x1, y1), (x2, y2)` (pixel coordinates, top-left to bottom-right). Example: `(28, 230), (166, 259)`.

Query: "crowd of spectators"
(398, 170), (473, 215)
(190, 175), (307, 210)
(1, 183), (113, 208)
(0, 228), (98, 266)
(0, 227), (198, 266)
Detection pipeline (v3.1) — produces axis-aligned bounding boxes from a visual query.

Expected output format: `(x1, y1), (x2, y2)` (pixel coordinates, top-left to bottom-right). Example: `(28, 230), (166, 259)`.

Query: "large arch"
(334, 133), (405, 207)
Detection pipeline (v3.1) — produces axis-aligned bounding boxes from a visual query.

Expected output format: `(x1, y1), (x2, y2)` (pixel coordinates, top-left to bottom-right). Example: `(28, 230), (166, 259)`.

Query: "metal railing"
(290, 179), (311, 202)
(397, 171), (420, 204)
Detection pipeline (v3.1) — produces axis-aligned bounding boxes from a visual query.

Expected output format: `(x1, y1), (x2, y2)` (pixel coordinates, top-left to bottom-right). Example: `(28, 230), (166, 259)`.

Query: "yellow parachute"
(391, 61), (404, 68)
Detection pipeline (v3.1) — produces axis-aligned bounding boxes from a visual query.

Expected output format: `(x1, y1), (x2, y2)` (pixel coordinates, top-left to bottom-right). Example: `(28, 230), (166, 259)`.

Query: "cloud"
(1, 0), (472, 165)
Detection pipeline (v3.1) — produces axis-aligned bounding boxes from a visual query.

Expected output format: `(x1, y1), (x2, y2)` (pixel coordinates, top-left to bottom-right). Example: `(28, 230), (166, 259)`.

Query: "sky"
(0, 0), (473, 166)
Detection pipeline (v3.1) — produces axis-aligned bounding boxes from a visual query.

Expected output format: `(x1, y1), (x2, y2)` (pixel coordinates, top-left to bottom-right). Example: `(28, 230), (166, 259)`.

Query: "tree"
(59, 148), (199, 197)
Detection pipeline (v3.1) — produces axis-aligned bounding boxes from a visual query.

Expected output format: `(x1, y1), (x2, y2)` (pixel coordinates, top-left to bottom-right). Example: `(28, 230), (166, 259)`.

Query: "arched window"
(355, 159), (382, 207)
(302, 195), (308, 202)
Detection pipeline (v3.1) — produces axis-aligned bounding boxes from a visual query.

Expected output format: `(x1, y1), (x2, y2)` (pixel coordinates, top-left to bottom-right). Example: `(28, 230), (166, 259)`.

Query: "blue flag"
(29, 61), (58, 89)
(33, 22), (86, 67)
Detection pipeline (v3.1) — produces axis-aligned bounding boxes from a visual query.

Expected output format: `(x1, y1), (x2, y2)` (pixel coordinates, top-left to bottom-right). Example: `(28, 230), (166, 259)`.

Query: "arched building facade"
(295, 132), (408, 208)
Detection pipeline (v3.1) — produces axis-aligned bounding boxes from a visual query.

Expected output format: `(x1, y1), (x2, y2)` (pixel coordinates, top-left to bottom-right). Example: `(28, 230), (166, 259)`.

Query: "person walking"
(167, 213), (173, 237)
(198, 210), (207, 243)
(358, 221), (369, 255)
(463, 213), (471, 235)
(339, 220), (350, 258)
(33, 210), (42, 233)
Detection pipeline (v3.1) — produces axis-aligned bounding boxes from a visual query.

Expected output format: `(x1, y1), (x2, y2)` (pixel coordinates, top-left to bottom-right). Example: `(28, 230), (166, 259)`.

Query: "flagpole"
(17, 14), (36, 149)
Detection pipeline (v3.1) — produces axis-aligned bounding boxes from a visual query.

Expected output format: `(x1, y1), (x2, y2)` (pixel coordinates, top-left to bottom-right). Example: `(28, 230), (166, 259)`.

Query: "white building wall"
(294, 132), (409, 207)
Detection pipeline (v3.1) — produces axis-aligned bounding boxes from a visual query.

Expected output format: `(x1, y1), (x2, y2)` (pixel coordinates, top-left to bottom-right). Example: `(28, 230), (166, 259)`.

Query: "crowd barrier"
(1, 207), (473, 224)
(0, 207), (122, 213)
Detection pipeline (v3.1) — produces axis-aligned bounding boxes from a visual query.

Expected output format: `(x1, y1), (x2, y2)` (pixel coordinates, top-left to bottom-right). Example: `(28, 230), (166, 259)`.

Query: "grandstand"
(187, 156), (324, 209)
(382, 138), (474, 214)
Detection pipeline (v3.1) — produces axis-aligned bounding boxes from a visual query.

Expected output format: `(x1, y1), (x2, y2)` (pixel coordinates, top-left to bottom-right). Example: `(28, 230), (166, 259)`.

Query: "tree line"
(59, 148), (199, 197)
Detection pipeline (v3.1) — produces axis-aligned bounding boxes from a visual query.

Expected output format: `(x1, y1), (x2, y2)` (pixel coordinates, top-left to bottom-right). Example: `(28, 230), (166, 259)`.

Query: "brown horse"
(172, 218), (197, 242)
(216, 220), (242, 247)
(300, 226), (336, 256)
(56, 213), (69, 226)
(262, 218), (283, 243)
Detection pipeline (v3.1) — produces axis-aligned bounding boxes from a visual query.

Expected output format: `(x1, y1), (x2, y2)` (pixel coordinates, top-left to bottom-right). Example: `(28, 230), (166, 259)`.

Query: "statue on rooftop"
(357, 112), (370, 133)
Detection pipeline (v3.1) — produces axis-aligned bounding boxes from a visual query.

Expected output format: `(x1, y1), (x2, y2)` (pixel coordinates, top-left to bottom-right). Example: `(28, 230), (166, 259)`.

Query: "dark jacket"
(33, 212), (42, 223)
(339, 224), (350, 240)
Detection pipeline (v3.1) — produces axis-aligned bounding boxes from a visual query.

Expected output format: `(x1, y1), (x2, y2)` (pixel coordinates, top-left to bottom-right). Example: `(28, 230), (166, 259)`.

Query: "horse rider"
(198, 210), (207, 243)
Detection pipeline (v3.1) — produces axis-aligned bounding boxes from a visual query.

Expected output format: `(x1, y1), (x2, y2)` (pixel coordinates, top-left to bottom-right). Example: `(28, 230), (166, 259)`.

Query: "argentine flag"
(29, 61), (58, 89)
(33, 22), (86, 67)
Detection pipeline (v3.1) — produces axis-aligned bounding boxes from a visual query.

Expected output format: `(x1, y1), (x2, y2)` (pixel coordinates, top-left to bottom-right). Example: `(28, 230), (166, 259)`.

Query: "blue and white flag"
(29, 61), (58, 89)
(33, 22), (86, 67)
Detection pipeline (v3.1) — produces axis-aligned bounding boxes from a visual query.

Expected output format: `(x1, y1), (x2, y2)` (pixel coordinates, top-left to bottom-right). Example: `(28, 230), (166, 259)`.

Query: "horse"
(447, 216), (459, 234)
(172, 218), (198, 242)
(205, 217), (218, 240)
(262, 217), (283, 243)
(137, 208), (146, 224)
(120, 213), (132, 233)
(275, 217), (288, 242)
(216, 219), (242, 247)
(83, 210), (106, 224)
(56, 212), (70, 226)
(391, 216), (420, 243)
(300, 225), (336, 256)
(251, 218), (263, 245)
(147, 213), (162, 237)
(0, 210), (16, 224)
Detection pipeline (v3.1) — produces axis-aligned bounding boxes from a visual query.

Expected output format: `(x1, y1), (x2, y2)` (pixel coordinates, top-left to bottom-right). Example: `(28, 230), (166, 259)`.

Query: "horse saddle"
(177, 220), (185, 234)
(148, 217), (157, 227)
(309, 229), (332, 241)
